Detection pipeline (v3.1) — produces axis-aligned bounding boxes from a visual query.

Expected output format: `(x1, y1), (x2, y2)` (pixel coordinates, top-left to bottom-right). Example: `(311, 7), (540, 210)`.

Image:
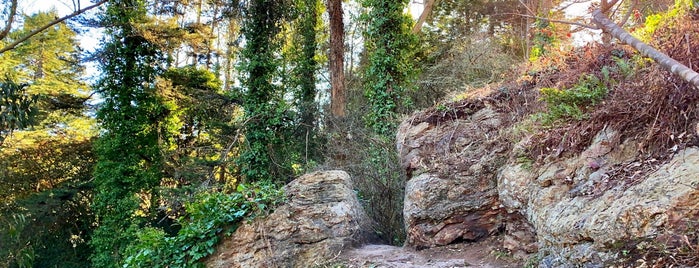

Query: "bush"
(538, 74), (608, 124)
(123, 183), (284, 267)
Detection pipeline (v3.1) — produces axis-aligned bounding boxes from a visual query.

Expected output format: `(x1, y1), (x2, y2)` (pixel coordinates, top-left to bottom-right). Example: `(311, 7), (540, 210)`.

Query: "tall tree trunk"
(412, 0), (437, 34)
(591, 9), (699, 88)
(328, 0), (346, 117)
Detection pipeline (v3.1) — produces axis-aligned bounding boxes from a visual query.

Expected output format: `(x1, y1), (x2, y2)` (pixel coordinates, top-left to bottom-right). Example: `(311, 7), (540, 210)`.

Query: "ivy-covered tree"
(289, 0), (322, 165)
(90, 0), (167, 266)
(361, 0), (418, 136)
(238, 0), (290, 182)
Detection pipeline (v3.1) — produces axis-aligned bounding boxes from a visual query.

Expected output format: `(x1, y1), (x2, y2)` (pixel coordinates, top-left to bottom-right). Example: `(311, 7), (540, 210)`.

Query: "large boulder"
(500, 127), (699, 266)
(206, 170), (374, 268)
(397, 103), (511, 248)
(528, 145), (699, 265)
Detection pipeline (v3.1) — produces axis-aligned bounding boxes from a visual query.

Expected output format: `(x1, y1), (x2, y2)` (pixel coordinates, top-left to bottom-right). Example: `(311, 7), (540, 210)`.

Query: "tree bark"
(412, 0), (437, 34)
(0, 0), (18, 42)
(591, 9), (699, 88)
(328, 0), (346, 117)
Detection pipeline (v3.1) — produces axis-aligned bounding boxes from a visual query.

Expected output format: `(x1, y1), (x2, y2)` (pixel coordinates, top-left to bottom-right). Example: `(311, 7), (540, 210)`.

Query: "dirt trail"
(337, 236), (527, 268)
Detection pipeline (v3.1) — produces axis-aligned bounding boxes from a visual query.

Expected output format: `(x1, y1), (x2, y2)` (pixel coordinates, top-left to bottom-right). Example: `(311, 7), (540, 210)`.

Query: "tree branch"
(0, 0), (107, 55)
(507, 13), (600, 30)
(412, 0), (437, 33)
(591, 9), (699, 88)
(0, 0), (18, 41)
(616, 0), (638, 29)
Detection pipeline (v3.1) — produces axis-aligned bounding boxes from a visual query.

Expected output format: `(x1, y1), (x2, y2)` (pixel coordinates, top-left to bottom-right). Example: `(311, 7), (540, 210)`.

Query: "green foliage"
(90, 0), (167, 266)
(0, 80), (37, 145)
(360, 0), (419, 136)
(0, 10), (96, 268)
(0, 214), (35, 268)
(0, 184), (95, 268)
(238, 0), (295, 182)
(157, 66), (240, 187)
(529, 19), (558, 62)
(538, 75), (608, 124)
(122, 183), (284, 267)
(634, 0), (697, 42)
(538, 75), (607, 124)
(287, 0), (323, 166)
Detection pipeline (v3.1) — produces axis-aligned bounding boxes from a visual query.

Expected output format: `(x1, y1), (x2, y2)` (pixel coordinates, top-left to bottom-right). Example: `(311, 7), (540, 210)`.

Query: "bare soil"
(335, 235), (528, 268)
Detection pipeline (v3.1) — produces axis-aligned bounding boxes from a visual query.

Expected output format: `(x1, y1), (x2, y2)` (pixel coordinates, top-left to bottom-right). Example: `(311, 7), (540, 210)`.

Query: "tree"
(412, 0), (437, 33)
(361, 0), (418, 136)
(288, 0), (322, 164)
(90, 0), (166, 266)
(0, 10), (94, 191)
(0, 0), (106, 55)
(328, 0), (346, 117)
(238, 0), (290, 182)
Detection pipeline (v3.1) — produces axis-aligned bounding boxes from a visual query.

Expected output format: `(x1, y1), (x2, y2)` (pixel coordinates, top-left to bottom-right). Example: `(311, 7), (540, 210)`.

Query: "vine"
(238, 0), (292, 182)
(90, 0), (167, 266)
(360, 0), (418, 137)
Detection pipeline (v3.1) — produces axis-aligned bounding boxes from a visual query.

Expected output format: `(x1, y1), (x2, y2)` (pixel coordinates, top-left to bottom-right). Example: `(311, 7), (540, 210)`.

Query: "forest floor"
(332, 235), (529, 268)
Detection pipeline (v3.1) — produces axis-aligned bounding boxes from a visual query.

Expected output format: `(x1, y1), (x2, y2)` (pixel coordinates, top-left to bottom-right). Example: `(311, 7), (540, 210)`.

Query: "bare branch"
(616, 0), (638, 28)
(517, 0), (535, 16)
(0, 0), (18, 41)
(0, 0), (107, 55)
(412, 0), (437, 33)
(506, 13), (600, 30)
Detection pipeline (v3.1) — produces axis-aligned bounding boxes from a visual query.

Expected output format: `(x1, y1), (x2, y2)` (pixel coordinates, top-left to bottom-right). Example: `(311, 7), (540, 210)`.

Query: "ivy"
(90, 0), (167, 267)
(237, 0), (293, 182)
(360, 0), (418, 137)
(122, 183), (284, 268)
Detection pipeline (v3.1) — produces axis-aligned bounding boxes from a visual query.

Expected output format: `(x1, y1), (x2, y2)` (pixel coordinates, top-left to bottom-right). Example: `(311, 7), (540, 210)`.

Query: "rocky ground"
(333, 235), (528, 268)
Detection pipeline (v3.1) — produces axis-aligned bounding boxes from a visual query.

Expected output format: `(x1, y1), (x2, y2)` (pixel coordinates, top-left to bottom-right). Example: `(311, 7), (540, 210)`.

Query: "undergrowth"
(122, 182), (284, 267)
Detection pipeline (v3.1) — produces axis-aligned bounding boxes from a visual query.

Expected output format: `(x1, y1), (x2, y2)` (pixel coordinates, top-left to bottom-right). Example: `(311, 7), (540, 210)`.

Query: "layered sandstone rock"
(206, 170), (374, 268)
(397, 104), (510, 248)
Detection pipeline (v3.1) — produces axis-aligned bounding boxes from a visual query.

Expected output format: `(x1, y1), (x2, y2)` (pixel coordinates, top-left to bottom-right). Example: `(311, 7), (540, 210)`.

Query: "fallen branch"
(591, 9), (699, 89)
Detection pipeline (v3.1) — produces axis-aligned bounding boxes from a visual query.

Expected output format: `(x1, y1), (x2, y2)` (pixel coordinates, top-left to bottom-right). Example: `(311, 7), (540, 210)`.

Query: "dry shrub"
(324, 115), (407, 245)
(524, 10), (699, 161)
(414, 34), (518, 109)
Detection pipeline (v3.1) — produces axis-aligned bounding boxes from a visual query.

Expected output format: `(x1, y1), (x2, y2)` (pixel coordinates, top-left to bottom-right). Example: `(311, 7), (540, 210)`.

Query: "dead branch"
(506, 13), (599, 30)
(592, 9), (699, 88)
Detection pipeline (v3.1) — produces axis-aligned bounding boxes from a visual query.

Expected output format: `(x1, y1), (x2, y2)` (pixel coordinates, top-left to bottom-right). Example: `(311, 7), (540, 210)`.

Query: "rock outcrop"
(206, 170), (374, 268)
(397, 103), (511, 248)
(506, 134), (699, 266)
(397, 97), (699, 266)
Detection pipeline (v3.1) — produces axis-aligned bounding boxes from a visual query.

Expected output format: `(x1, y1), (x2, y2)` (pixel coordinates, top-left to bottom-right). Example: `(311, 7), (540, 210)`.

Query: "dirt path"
(337, 235), (527, 268)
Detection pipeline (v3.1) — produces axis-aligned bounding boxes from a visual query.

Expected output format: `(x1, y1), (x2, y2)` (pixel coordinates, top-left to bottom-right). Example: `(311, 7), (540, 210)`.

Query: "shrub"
(538, 74), (608, 124)
(123, 182), (284, 267)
